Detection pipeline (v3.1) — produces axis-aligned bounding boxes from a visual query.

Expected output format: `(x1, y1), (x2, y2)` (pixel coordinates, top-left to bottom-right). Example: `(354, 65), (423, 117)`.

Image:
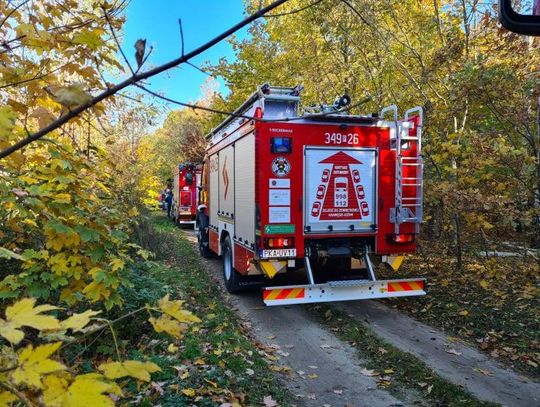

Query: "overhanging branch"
(0, 0), (290, 160)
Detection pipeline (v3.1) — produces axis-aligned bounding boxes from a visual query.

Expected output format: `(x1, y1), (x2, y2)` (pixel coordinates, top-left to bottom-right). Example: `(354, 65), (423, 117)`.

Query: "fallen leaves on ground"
(98, 360), (161, 382)
(263, 395), (278, 406)
(381, 253), (540, 376)
(360, 368), (379, 377)
(473, 367), (495, 376)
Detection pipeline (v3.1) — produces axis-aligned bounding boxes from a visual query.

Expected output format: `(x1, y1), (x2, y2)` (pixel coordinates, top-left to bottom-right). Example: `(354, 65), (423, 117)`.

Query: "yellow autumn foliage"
(11, 342), (66, 389)
(0, 298), (60, 344)
(98, 360), (161, 382)
(60, 310), (102, 332)
(0, 295), (200, 405)
(148, 314), (186, 338)
(158, 294), (202, 323)
(42, 373), (122, 407)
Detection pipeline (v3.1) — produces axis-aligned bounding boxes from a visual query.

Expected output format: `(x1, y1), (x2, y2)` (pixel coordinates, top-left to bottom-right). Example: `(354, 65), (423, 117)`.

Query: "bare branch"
(136, 82), (374, 123)
(135, 44), (153, 73)
(265, 0), (324, 17)
(0, 0), (291, 160)
(135, 83), (258, 120)
(102, 6), (135, 75)
(0, 0), (31, 31)
(178, 18), (185, 56)
(186, 61), (212, 77)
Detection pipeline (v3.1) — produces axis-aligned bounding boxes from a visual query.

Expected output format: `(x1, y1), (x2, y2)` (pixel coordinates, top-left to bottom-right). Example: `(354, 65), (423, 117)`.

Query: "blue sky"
(119, 0), (248, 103)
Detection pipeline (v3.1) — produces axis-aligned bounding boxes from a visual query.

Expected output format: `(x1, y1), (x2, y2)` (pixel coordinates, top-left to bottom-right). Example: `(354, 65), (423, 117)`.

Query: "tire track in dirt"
(184, 231), (411, 407)
(184, 230), (539, 406)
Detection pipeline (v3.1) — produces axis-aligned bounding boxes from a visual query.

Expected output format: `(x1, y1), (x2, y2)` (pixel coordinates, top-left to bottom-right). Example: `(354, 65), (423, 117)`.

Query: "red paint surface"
(209, 229), (219, 253)
(175, 166), (201, 218)
(233, 243), (253, 275)
(204, 115), (420, 259)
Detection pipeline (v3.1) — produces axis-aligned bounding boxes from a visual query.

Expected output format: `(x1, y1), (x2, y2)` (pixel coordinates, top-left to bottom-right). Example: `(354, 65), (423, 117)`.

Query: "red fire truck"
(197, 85), (425, 306)
(171, 163), (202, 227)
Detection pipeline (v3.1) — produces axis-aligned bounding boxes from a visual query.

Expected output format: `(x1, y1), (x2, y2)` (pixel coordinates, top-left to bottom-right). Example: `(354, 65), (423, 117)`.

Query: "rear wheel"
(222, 235), (242, 293)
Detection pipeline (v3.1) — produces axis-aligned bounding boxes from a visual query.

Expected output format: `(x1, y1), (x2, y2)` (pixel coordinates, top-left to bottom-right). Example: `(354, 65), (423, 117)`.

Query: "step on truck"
(171, 163), (202, 228)
(196, 85), (426, 306)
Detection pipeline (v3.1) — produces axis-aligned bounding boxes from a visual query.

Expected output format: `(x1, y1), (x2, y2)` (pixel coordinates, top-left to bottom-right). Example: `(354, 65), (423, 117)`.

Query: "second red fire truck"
(171, 163), (202, 227)
(197, 85), (426, 306)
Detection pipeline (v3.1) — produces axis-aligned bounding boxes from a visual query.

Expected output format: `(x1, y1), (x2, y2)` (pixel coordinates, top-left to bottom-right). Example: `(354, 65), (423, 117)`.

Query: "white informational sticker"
(269, 178), (291, 188)
(269, 206), (290, 223)
(269, 189), (290, 205)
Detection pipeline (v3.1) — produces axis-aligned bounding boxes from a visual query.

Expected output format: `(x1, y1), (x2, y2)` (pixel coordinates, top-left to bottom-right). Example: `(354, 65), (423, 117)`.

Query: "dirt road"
(184, 231), (539, 406)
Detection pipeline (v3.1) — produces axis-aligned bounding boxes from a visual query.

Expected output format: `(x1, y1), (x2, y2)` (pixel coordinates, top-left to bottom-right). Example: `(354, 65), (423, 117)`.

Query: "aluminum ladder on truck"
(381, 106), (424, 234)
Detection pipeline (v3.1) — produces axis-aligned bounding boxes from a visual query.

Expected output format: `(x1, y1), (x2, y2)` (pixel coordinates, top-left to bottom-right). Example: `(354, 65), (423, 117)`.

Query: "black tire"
(196, 213), (212, 258)
(222, 235), (242, 293)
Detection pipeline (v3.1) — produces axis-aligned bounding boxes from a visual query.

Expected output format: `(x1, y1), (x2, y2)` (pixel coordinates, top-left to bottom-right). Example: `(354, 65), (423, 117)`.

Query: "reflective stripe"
(388, 280), (424, 292)
(264, 287), (305, 301)
(263, 278), (426, 306)
(382, 255), (405, 271)
(260, 260), (287, 278)
(390, 255), (405, 271)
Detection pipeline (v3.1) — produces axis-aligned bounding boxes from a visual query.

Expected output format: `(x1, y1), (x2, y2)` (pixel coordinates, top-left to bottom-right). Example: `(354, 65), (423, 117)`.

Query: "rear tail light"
(264, 237), (294, 249)
(388, 234), (415, 244)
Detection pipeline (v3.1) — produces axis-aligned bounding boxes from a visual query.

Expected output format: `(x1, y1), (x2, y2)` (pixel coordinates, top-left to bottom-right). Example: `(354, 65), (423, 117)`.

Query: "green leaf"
(0, 105), (17, 135)
(75, 225), (100, 242)
(46, 220), (74, 235)
(0, 247), (23, 261)
(72, 30), (105, 50)
(88, 247), (106, 263)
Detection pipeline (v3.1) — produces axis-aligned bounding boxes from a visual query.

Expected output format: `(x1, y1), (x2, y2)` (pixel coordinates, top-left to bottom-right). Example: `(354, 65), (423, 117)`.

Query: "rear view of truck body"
(172, 163), (202, 227)
(197, 85), (425, 305)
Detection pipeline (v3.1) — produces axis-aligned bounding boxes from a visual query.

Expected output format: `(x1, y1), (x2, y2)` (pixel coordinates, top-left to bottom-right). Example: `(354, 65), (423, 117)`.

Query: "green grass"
(309, 304), (497, 407)
(62, 212), (291, 406)
(118, 213), (292, 406)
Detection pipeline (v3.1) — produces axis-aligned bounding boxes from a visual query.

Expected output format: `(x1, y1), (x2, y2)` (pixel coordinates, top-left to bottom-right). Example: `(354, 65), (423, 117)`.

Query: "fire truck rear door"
(304, 147), (377, 233)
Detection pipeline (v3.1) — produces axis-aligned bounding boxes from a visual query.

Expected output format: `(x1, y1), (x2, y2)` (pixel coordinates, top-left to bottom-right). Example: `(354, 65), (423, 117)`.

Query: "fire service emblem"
(271, 157), (291, 177)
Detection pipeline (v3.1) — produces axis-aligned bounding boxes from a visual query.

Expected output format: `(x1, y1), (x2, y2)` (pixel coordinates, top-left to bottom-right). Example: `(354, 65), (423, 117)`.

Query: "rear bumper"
(263, 278), (426, 306)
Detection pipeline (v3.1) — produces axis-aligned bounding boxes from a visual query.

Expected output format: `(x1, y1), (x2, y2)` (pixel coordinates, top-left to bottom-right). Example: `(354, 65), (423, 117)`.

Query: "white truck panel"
(234, 133), (255, 246)
(218, 145), (235, 216)
(209, 154), (219, 227)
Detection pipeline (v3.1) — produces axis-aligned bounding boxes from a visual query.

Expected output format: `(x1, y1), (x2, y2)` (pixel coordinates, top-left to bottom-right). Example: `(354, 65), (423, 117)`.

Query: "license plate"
(261, 249), (297, 258)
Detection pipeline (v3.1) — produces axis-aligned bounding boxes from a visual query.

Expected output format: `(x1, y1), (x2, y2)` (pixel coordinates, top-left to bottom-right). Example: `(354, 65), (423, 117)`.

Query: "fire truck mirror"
(271, 137), (292, 154)
(499, 0), (540, 36)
